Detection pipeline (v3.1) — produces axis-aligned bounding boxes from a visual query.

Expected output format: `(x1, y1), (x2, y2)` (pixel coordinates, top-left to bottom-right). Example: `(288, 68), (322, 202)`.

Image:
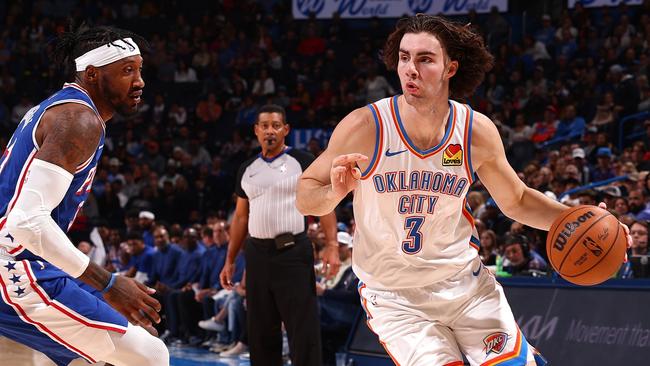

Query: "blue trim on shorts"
(496, 332), (529, 366)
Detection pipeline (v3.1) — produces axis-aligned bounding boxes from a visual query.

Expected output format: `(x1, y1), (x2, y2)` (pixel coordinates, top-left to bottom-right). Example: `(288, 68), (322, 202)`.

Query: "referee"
(220, 104), (340, 366)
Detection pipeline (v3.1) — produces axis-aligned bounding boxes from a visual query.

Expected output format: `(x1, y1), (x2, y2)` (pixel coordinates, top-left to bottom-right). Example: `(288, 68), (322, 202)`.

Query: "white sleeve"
(5, 159), (90, 277)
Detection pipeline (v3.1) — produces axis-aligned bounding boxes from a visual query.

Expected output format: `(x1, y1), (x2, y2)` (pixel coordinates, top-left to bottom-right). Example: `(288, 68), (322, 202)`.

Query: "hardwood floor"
(0, 337), (56, 366)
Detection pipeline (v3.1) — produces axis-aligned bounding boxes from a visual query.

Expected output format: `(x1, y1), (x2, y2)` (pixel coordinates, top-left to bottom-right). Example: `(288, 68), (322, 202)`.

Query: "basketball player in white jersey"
(297, 15), (580, 366)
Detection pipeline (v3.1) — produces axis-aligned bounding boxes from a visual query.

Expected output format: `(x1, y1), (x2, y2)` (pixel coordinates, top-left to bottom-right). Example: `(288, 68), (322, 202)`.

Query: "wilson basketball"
(546, 205), (626, 286)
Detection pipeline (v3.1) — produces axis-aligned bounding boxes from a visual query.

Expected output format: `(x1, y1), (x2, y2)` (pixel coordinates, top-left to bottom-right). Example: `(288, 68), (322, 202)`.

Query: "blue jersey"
(0, 83), (104, 259)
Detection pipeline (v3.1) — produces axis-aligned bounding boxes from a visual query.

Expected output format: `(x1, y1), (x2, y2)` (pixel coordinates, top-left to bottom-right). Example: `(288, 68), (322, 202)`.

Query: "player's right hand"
(220, 260), (235, 290)
(330, 153), (368, 199)
(103, 275), (161, 328)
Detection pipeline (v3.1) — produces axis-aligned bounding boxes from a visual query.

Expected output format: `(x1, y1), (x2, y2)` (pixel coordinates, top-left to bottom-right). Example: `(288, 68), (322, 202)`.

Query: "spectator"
(629, 220), (648, 256)
(553, 104), (585, 141)
(124, 230), (155, 283)
(479, 229), (498, 265)
(531, 106), (558, 143)
(251, 68), (276, 98)
(160, 228), (206, 344)
(501, 234), (547, 276)
(365, 67), (395, 104)
(628, 189), (650, 220)
(174, 60), (198, 83)
(316, 232), (359, 365)
(139, 210), (156, 247)
(591, 147), (616, 182)
(195, 93), (223, 124)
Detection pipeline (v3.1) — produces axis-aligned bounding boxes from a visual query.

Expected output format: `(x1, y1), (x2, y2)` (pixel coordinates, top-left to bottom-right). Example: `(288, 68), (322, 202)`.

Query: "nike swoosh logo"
(472, 264), (482, 277)
(385, 148), (407, 157)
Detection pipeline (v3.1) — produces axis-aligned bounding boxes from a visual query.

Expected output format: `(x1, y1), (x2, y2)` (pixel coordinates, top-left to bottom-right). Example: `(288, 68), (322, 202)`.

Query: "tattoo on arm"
(35, 105), (103, 174)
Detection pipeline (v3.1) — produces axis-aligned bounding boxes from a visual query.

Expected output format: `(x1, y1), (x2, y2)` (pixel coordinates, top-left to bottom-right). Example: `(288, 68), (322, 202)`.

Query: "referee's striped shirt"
(235, 147), (314, 239)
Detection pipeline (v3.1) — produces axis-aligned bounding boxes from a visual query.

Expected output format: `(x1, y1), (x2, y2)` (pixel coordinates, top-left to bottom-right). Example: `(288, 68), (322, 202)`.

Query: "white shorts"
(357, 256), (537, 366)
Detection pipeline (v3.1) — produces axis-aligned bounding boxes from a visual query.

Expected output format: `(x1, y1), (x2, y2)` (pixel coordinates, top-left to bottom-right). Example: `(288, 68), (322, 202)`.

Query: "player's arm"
(6, 104), (101, 278)
(472, 111), (567, 230)
(220, 196), (249, 290)
(6, 104), (160, 327)
(296, 107), (375, 216)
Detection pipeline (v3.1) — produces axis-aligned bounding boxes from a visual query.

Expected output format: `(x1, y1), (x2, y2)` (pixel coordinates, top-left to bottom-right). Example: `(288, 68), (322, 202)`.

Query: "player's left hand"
(320, 242), (341, 280)
(598, 202), (632, 262)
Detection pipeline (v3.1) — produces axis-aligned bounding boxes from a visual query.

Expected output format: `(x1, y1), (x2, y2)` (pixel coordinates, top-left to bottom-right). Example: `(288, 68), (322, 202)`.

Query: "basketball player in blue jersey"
(0, 26), (168, 365)
(298, 15), (630, 366)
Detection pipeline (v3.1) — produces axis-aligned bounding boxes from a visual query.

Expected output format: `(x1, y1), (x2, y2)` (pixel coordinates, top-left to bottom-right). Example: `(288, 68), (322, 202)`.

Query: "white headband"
(74, 37), (141, 72)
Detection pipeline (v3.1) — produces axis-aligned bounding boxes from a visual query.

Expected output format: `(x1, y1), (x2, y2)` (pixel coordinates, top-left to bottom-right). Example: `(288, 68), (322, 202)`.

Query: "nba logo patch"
(442, 144), (462, 166)
(483, 332), (508, 356)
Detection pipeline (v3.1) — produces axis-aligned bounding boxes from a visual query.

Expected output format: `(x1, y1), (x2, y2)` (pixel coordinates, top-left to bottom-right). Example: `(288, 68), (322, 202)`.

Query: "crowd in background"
(1, 0), (650, 362)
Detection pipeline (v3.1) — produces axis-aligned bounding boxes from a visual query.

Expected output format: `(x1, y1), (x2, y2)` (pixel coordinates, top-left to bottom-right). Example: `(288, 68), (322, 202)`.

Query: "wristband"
(102, 273), (117, 294)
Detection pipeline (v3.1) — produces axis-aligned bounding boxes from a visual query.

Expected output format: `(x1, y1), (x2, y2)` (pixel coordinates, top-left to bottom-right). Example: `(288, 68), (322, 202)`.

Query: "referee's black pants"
(245, 233), (321, 366)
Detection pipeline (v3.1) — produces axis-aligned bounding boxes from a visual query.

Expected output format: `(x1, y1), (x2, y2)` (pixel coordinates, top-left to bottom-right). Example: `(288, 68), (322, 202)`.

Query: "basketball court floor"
(0, 337), (263, 366)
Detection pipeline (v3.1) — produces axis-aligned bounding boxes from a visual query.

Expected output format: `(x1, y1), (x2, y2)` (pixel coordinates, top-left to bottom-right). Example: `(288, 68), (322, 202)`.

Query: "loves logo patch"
(442, 144), (462, 166)
(483, 332), (508, 356)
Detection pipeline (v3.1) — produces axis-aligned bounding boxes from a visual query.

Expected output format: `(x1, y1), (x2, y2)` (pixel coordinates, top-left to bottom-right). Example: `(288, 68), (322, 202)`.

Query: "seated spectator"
(195, 93), (223, 124)
(613, 197), (630, 216)
(479, 229), (498, 266)
(124, 230), (155, 283)
(553, 104), (585, 141)
(531, 106), (558, 143)
(174, 60), (198, 83)
(159, 228), (206, 344)
(596, 185), (622, 210)
(628, 189), (650, 221)
(571, 148), (591, 184)
(139, 210), (156, 247)
(577, 189), (597, 206)
(213, 273), (248, 358)
(509, 113), (533, 145)
(147, 226), (183, 289)
(251, 68), (275, 99)
(591, 147), (616, 182)
(501, 234), (547, 276)
(629, 221), (649, 256)
(590, 91), (616, 131)
(105, 229), (131, 274)
(619, 220), (649, 279)
(316, 235), (359, 365)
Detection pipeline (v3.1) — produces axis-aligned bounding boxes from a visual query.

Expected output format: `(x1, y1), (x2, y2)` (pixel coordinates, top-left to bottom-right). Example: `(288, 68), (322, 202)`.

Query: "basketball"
(546, 205), (627, 286)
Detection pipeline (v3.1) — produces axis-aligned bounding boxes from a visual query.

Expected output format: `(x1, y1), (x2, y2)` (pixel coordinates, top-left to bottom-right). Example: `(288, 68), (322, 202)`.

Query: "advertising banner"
(287, 128), (333, 150)
(293, 0), (508, 20)
(507, 286), (650, 365)
(568, 0), (643, 8)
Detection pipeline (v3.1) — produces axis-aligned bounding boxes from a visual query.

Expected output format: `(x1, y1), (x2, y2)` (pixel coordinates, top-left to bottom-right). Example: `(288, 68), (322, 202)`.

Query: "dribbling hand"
(330, 153), (368, 199)
(103, 275), (161, 328)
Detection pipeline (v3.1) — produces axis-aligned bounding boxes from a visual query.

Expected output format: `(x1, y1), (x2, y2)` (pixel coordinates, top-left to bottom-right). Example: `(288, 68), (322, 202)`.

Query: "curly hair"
(51, 23), (148, 81)
(383, 14), (494, 99)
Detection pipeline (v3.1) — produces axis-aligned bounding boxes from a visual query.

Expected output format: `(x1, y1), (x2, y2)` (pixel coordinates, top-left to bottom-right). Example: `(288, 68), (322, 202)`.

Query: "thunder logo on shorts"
(483, 332), (509, 356)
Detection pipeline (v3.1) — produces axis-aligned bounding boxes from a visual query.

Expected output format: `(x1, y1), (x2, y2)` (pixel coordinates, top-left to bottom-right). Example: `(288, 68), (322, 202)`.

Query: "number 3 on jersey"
(402, 216), (425, 254)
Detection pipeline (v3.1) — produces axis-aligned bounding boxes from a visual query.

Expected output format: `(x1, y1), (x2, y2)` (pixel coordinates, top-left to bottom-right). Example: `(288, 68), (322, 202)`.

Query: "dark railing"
(618, 110), (649, 150)
(557, 175), (630, 200)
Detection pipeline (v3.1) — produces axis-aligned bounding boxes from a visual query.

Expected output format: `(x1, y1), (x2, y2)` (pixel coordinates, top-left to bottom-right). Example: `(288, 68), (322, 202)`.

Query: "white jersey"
(352, 95), (480, 290)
